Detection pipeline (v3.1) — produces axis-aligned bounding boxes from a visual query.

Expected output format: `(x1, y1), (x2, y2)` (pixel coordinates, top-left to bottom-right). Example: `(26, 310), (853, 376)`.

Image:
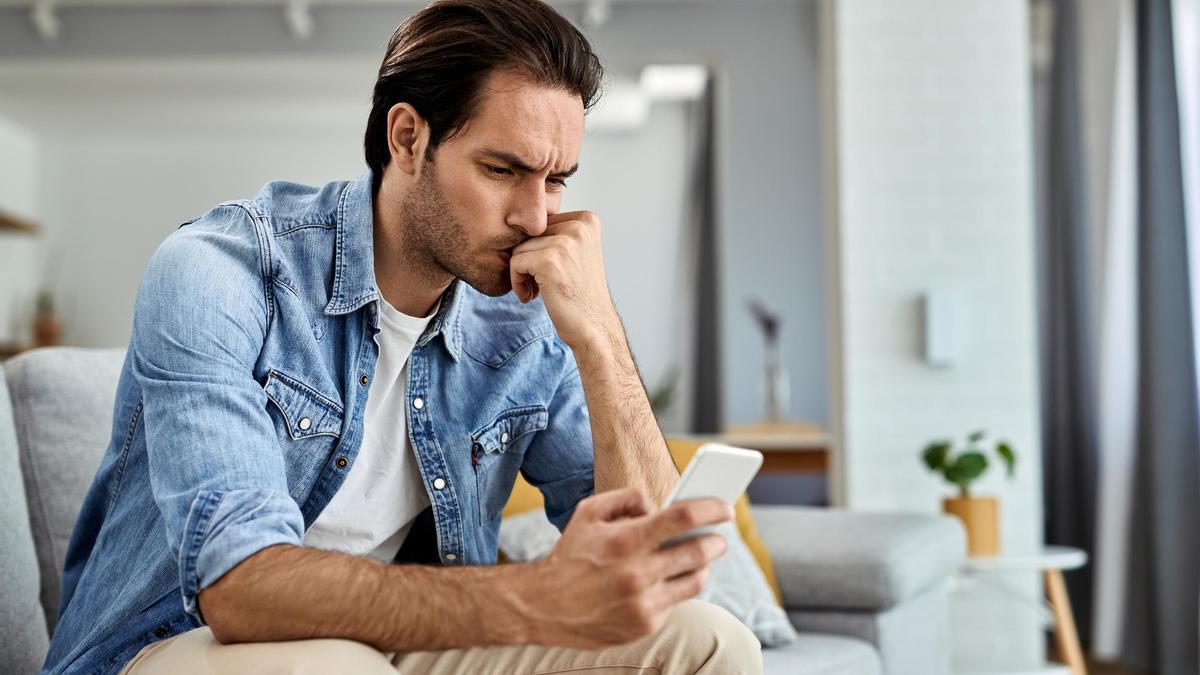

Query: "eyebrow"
(480, 148), (579, 178)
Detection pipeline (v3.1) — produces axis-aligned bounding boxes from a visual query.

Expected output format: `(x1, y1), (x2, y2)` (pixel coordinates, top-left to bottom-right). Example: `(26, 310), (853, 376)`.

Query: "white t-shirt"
(302, 293), (437, 562)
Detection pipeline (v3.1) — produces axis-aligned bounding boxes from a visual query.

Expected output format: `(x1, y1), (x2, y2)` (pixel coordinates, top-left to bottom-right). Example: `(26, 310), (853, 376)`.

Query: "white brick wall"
(823, 0), (1044, 669)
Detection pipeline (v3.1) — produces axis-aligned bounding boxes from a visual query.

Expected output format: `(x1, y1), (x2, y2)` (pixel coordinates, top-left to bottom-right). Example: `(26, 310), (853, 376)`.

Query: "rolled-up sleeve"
(131, 206), (303, 621)
(519, 342), (595, 531)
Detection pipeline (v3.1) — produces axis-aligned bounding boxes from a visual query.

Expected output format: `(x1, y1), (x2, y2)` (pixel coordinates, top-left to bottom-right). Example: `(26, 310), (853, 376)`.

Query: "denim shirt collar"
(325, 170), (464, 362)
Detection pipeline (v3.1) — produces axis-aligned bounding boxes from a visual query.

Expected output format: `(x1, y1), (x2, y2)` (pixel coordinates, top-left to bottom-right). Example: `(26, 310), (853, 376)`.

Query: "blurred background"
(0, 0), (1196, 673)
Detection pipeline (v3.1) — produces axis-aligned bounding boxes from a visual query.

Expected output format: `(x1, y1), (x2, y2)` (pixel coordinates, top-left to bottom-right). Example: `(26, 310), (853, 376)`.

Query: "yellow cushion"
(501, 438), (783, 605)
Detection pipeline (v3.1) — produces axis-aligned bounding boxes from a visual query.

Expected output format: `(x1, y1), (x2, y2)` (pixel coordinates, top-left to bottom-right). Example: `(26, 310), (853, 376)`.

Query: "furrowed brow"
(481, 148), (578, 178)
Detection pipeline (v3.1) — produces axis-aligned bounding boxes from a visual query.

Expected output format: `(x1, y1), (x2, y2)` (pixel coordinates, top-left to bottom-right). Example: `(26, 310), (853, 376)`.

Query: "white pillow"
(497, 508), (798, 647)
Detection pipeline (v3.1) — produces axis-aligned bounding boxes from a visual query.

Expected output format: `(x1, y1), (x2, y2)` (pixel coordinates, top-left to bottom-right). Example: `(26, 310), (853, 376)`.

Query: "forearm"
(198, 544), (539, 651)
(572, 321), (679, 506)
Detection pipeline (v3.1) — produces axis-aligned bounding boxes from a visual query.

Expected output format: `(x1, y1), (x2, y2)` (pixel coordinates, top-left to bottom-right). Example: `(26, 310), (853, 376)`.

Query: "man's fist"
(508, 210), (619, 351)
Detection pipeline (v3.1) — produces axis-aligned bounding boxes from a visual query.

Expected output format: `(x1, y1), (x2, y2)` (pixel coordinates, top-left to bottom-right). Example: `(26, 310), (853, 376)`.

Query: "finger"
(575, 487), (652, 523)
(648, 533), (727, 580)
(508, 251), (541, 303)
(638, 499), (733, 546)
(546, 210), (596, 226)
(511, 234), (565, 253)
(544, 212), (600, 238)
(655, 565), (712, 609)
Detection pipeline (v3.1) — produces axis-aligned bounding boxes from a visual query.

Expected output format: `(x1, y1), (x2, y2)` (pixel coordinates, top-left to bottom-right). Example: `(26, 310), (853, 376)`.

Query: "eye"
(485, 165), (513, 177)
(546, 178), (568, 192)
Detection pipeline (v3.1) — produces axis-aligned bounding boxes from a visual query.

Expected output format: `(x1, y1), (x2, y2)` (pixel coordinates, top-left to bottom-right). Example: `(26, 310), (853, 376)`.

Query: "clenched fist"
(509, 210), (620, 351)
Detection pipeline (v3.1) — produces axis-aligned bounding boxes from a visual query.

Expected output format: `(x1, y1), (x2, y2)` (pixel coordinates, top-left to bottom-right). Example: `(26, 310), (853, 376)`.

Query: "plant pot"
(943, 496), (999, 557)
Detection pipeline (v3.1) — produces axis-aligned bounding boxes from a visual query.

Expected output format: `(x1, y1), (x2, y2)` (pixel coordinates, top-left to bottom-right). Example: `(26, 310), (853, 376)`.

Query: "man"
(41, 0), (762, 673)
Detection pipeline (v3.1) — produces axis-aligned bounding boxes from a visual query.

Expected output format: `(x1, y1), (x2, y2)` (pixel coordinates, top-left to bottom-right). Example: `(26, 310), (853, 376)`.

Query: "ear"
(386, 103), (429, 176)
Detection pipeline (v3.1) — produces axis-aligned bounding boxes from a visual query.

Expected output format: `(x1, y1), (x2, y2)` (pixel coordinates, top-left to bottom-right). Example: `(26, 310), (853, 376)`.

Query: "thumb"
(509, 251), (540, 303)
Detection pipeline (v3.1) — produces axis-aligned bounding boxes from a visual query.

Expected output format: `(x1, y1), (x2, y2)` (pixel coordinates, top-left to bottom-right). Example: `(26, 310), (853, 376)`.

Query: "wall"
(0, 0), (825, 430)
(0, 114), (39, 344)
(822, 0), (1044, 669)
(582, 1), (827, 429)
(27, 84), (694, 431)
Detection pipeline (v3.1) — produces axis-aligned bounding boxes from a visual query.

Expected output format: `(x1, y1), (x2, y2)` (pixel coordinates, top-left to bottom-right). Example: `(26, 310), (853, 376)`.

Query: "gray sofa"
(0, 347), (966, 675)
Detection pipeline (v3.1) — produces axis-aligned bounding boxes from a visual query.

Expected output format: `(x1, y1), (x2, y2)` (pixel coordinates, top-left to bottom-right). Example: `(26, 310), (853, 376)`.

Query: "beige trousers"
(119, 600), (762, 675)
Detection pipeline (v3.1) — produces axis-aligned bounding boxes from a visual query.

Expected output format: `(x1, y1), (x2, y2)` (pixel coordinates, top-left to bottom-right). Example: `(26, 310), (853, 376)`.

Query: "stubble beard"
(400, 161), (517, 298)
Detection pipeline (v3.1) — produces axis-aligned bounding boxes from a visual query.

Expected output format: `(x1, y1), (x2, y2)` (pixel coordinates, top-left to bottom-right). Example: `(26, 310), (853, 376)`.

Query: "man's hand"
(519, 487), (733, 649)
(509, 210), (619, 351)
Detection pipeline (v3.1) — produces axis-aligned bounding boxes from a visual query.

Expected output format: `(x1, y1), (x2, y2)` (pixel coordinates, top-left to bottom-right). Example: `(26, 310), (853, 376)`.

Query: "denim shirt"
(41, 171), (595, 674)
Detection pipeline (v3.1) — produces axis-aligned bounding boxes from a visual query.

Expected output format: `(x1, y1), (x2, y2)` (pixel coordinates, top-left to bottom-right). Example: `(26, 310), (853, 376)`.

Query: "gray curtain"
(689, 73), (722, 433)
(1041, 0), (1100, 644)
(1121, 0), (1200, 672)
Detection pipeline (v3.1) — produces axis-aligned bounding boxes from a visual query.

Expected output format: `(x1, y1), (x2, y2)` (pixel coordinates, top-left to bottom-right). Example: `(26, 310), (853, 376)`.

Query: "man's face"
(398, 69), (585, 297)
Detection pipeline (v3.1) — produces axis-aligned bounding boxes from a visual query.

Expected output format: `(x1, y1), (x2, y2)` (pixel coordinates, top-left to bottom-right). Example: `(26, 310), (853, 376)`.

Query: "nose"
(506, 181), (549, 238)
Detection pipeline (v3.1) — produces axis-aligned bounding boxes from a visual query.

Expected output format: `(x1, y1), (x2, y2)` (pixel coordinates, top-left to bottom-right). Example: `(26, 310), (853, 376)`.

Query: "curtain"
(1119, 0), (1200, 672)
(1046, 1), (1200, 671)
(1041, 0), (1100, 644)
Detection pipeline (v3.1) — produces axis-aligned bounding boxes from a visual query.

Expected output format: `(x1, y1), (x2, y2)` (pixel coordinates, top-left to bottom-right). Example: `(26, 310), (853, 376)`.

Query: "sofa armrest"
(753, 505), (965, 611)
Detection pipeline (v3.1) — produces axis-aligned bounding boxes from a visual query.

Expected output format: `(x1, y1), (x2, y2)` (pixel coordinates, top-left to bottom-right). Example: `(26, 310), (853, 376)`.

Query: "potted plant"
(921, 430), (1016, 557)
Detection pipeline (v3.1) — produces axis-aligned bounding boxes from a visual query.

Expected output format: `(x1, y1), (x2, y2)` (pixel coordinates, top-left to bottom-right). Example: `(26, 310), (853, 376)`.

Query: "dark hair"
(364, 0), (604, 190)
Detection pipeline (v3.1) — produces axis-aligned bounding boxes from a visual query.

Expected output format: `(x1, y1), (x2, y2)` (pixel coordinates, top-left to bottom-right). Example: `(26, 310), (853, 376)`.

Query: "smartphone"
(660, 443), (763, 545)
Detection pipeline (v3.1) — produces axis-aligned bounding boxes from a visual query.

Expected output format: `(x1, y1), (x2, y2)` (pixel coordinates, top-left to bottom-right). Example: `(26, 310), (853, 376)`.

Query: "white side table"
(962, 546), (1089, 675)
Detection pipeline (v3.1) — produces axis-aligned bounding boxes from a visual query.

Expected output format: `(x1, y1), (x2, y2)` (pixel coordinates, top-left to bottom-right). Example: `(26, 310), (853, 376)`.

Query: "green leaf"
(996, 442), (1016, 477)
(967, 429), (986, 444)
(922, 442), (952, 472)
(944, 451), (988, 491)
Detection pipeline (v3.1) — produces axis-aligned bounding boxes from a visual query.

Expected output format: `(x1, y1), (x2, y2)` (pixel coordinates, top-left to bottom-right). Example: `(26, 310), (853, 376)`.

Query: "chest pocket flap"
(471, 405), (548, 455)
(263, 370), (343, 440)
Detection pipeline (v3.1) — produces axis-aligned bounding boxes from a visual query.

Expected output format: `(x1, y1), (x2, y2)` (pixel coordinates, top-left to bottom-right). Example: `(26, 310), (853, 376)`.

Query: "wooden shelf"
(0, 209), (40, 234)
(673, 422), (830, 475)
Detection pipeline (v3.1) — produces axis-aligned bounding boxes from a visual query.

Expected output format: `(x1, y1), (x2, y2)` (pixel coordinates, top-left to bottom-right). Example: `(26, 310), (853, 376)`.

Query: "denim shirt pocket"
(263, 370), (344, 440)
(263, 370), (344, 499)
(471, 405), (548, 522)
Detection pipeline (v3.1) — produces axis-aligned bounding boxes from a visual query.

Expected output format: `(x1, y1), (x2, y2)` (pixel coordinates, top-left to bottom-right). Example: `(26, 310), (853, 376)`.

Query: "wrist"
(569, 320), (626, 368)
(481, 562), (544, 646)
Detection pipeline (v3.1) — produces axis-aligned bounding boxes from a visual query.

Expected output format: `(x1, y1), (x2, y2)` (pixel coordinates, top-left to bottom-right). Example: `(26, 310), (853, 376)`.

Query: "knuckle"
(605, 532), (634, 558)
(615, 568), (644, 595)
(673, 507), (700, 531)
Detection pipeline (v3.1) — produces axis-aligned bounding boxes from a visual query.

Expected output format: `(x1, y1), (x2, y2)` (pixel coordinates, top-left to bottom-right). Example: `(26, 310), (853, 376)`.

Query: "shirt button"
(432, 477), (446, 490)
(412, 397), (425, 410)
(335, 457), (348, 469)
(500, 432), (509, 444)
(298, 417), (311, 431)
(359, 374), (369, 386)
(445, 553), (458, 561)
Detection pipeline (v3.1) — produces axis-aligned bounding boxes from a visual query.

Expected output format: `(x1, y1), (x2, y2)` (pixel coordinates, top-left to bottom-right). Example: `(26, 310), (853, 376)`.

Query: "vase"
(942, 496), (999, 557)
(762, 339), (790, 423)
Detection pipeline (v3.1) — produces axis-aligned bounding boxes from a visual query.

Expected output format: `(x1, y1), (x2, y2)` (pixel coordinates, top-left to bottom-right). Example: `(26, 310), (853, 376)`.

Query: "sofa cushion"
(0, 365), (51, 675)
(5, 347), (126, 633)
(763, 633), (882, 675)
(754, 505), (966, 611)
